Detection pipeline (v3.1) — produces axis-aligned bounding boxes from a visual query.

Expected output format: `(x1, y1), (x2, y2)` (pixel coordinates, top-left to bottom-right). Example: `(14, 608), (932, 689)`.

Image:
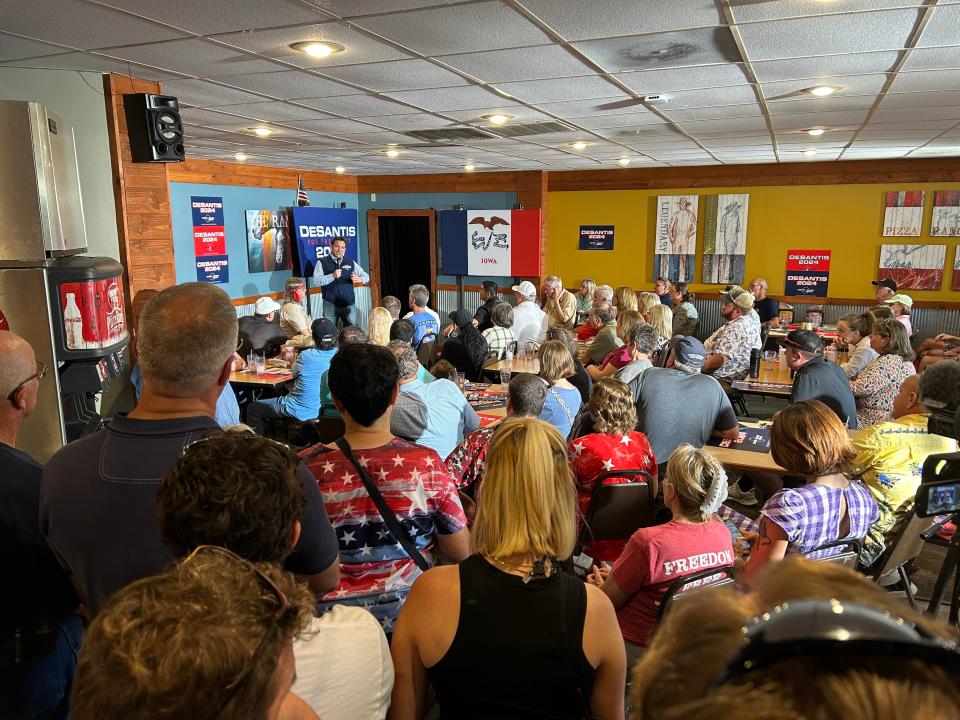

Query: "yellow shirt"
(545, 289), (578, 329)
(851, 414), (956, 566)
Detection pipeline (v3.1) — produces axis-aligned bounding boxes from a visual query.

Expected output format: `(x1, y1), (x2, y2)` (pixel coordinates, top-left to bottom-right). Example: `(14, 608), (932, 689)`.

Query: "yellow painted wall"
(547, 182), (960, 302)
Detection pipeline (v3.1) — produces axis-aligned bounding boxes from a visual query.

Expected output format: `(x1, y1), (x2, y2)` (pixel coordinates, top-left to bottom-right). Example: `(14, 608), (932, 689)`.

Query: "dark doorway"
(367, 211), (436, 307)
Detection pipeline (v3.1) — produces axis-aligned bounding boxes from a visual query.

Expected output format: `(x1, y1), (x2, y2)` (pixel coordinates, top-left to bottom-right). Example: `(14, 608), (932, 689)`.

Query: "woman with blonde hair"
(280, 276), (312, 339)
(613, 285), (638, 315)
(576, 278), (596, 324)
(637, 292), (659, 321)
(389, 418), (626, 720)
(538, 340), (583, 438)
(647, 303), (673, 350)
(588, 309), (644, 380)
(366, 306), (393, 346)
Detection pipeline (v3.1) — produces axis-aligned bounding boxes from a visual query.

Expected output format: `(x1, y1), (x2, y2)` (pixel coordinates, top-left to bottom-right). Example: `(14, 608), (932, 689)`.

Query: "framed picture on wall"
(245, 209), (293, 273)
(878, 243), (946, 290)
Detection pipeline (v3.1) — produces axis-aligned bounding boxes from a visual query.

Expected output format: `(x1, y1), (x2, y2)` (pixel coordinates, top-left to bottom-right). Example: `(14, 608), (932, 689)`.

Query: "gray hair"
(380, 295), (401, 318)
(594, 284), (614, 303)
(543, 275), (563, 290)
(0, 331), (36, 400)
(627, 323), (659, 355)
(491, 302), (514, 329)
(138, 283), (237, 398)
(590, 301), (615, 325)
(388, 340), (419, 380)
(408, 284), (430, 308)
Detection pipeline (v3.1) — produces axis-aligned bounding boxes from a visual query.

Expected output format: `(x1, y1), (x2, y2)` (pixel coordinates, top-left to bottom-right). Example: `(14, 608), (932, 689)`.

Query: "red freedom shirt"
(611, 519), (734, 646)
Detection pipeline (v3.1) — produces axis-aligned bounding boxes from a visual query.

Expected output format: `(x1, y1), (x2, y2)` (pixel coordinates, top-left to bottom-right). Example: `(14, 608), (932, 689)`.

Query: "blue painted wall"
(358, 191), (517, 285)
(169, 182), (356, 299)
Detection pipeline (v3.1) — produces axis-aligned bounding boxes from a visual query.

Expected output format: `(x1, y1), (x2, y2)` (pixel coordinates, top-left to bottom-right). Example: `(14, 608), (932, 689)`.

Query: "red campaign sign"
(59, 278), (128, 351)
(786, 249), (831, 272)
(194, 226), (226, 256)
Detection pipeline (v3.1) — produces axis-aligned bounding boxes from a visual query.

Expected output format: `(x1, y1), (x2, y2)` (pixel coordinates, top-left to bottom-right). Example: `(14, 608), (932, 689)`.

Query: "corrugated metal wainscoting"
(234, 288), (372, 329)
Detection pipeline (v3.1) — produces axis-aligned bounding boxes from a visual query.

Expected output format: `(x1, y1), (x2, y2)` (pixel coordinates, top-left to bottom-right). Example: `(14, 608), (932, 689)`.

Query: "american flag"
(296, 174), (310, 207)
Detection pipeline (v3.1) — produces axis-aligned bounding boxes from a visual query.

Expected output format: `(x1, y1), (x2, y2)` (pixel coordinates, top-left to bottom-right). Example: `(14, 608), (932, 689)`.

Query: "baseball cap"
(254, 296), (282, 315)
(311, 318), (337, 343)
(884, 293), (913, 308)
(671, 335), (707, 368)
(512, 280), (537, 300)
(872, 278), (898, 292)
(782, 329), (824, 354)
(449, 308), (473, 327)
(719, 285), (754, 311)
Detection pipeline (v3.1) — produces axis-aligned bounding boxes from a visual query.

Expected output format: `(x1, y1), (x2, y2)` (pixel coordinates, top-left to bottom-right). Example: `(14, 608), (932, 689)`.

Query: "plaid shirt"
(482, 326), (515, 359)
(703, 315), (760, 379)
(444, 425), (497, 497)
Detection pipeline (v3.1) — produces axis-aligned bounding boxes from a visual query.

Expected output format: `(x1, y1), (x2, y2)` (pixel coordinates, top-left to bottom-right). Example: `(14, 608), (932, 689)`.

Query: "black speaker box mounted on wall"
(123, 93), (185, 163)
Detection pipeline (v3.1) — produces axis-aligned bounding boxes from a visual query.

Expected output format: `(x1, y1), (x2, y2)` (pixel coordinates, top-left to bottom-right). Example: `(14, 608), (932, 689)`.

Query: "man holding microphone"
(313, 236), (369, 328)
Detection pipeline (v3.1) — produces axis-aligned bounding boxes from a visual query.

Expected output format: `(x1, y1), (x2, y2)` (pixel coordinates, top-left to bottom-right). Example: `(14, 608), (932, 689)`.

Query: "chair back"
(656, 566), (736, 622)
(578, 470), (654, 546)
(870, 510), (930, 581)
(417, 334), (437, 369)
(806, 537), (862, 567)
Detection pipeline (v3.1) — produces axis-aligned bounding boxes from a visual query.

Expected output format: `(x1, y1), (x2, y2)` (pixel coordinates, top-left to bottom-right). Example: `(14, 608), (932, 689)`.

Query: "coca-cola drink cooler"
(0, 99), (129, 461)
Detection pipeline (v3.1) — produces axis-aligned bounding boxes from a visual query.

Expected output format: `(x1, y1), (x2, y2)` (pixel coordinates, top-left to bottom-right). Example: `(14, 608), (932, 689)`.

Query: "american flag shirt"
(301, 439), (467, 630)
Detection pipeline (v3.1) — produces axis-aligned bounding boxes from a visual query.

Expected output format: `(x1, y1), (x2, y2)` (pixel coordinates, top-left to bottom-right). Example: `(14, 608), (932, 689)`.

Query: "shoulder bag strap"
(335, 438), (431, 571)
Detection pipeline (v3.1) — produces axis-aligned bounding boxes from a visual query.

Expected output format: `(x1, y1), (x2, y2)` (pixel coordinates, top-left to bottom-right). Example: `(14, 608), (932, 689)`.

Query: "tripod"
(923, 513), (960, 627)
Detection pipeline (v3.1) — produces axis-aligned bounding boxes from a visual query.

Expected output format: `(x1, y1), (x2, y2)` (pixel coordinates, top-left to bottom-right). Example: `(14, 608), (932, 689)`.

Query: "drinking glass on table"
(449, 369), (460, 388)
(763, 350), (777, 370)
(505, 345), (514, 364)
(254, 353), (266, 375)
(500, 368), (512, 386)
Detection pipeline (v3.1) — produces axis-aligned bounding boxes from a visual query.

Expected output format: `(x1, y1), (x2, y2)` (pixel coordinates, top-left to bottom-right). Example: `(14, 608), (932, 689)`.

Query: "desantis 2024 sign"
(785, 250), (831, 297)
(291, 207), (358, 278)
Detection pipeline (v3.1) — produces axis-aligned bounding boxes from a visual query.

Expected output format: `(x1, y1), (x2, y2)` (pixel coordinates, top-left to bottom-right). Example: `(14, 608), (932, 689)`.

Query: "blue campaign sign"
(291, 207), (358, 277)
(784, 270), (829, 297)
(191, 196), (224, 226)
(196, 255), (229, 284)
(579, 225), (615, 250)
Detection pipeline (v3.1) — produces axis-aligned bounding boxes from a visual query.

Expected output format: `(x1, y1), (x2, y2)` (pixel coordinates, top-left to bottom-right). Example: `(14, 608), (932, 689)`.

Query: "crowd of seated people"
(6, 268), (960, 720)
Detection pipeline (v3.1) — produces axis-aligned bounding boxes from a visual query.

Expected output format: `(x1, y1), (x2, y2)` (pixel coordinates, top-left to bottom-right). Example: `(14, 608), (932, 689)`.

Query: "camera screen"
(927, 483), (960, 515)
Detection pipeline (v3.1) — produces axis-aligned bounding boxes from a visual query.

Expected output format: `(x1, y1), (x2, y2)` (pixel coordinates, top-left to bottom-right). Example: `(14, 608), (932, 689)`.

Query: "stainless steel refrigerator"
(0, 99), (128, 462)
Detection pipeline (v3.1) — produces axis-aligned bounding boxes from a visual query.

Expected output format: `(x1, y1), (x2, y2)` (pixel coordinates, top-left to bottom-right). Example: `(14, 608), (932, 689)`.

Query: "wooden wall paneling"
(102, 73), (177, 329)
(547, 158), (960, 192)
(168, 158), (358, 192)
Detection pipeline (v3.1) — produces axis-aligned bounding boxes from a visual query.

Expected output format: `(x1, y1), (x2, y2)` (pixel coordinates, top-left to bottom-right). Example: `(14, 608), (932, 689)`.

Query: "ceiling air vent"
(491, 121), (573, 138)
(404, 127), (496, 142)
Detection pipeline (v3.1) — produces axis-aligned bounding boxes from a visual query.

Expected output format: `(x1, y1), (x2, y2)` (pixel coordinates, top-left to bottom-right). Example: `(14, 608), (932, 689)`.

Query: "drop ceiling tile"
(841, 148), (911, 157)
(279, 117), (387, 134)
(337, 130), (420, 144)
(205, 70), (364, 99)
(660, 85), (759, 109)
(440, 105), (557, 122)
(730, 0), (924, 23)
(762, 73), (889, 101)
(613, 63), (750, 95)
(104, 39), (284, 77)
(320, 59), (470, 91)
(751, 52), (901, 83)
(872, 105), (960, 123)
(0, 33), (70, 61)
(203, 102), (331, 122)
(738, 9), (922, 61)
(909, 146), (960, 156)
(384, 85), (505, 111)
(890, 69), (960, 92)
(882, 90), (960, 108)
(662, 104), (764, 121)
(180, 107), (266, 125)
(0, 50), (178, 79)
(701, 135), (776, 147)
(569, 112), (666, 129)
(372, 113), (468, 131)
(767, 96), (879, 115)
(435, 45), (593, 83)
(772, 110), (871, 129)
(162, 79), (274, 107)
(496, 76), (625, 104)
(0, 0), (189, 49)
(870, 118), (959, 130)
(516, 0), (722, 40)
(95, 0), (329, 35)
(901, 46), (960, 72)
(299, 94), (422, 116)
(918, 4), (960, 47)
(351, 2), (551, 55)
(573, 28), (741, 73)
(681, 117), (771, 133)
(316, 1), (464, 16)
(775, 131), (856, 144)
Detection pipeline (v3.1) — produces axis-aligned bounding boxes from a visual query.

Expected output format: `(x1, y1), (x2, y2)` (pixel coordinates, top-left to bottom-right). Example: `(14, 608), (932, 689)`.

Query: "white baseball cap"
(512, 280), (537, 300)
(254, 296), (282, 315)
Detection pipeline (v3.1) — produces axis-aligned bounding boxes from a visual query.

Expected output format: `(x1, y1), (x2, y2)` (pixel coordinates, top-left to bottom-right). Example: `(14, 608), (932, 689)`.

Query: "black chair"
(806, 537), (863, 568)
(417, 333), (437, 370)
(656, 565), (736, 622)
(577, 470), (655, 552)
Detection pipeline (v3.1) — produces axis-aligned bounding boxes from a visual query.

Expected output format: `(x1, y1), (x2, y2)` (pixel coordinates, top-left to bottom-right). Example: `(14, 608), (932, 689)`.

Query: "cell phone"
(916, 480), (960, 518)
(723, 519), (745, 543)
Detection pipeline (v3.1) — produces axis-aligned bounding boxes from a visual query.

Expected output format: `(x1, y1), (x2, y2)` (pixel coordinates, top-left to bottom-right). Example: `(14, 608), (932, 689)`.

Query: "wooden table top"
(730, 361), (794, 397)
(228, 369), (293, 387)
(706, 425), (863, 475)
(483, 357), (541, 374)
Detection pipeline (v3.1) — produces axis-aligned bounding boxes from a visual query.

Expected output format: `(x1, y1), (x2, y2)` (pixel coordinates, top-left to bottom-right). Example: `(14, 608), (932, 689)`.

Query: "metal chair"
(869, 510), (931, 611)
(806, 538), (863, 568)
(656, 566), (737, 622)
(577, 470), (655, 552)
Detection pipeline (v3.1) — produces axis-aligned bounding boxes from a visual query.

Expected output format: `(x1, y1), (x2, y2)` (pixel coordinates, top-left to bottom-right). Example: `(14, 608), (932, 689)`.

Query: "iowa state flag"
(438, 209), (541, 277)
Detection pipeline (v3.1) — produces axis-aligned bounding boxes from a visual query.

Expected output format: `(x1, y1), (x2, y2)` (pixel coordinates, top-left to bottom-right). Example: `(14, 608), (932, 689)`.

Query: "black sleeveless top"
(427, 554), (597, 720)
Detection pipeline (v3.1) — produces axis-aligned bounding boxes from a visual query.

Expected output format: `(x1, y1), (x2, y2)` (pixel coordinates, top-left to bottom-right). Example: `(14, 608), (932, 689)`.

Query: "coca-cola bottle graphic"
(64, 292), (87, 350)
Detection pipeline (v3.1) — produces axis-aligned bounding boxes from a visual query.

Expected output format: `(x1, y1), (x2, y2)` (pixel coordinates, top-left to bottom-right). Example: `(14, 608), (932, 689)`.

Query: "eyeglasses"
(182, 545), (291, 718)
(7, 361), (46, 404)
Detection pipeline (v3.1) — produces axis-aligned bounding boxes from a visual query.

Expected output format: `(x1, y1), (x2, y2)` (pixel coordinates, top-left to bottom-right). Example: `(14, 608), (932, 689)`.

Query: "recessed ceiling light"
(464, 164), (475, 172)
(385, 148), (400, 158)
(290, 41), (345, 58)
(808, 85), (837, 97)
(234, 152), (247, 161)
(618, 157), (631, 167)
(571, 141), (588, 151)
(334, 166), (345, 174)
(807, 128), (826, 136)
(804, 149), (818, 156)
(483, 113), (513, 125)
(250, 127), (274, 137)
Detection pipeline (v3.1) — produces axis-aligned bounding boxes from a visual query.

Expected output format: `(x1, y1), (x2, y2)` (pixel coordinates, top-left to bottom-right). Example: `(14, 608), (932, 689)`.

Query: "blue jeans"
(246, 396), (288, 435)
(323, 300), (353, 328)
(0, 613), (84, 719)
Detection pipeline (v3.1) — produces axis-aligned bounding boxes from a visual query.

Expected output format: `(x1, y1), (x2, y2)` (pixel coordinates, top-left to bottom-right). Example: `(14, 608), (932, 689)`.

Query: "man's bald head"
(892, 373), (923, 420)
(0, 331), (38, 408)
(138, 283), (237, 398)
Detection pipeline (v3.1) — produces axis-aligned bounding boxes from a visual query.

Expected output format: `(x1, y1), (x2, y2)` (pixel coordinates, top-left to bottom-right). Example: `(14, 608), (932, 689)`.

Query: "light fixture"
(482, 113), (513, 125)
(804, 149), (818, 156)
(234, 152), (247, 161)
(250, 127), (274, 137)
(464, 164), (475, 172)
(385, 148), (400, 158)
(808, 85), (837, 97)
(290, 41), (345, 58)
(334, 166), (345, 174)
(618, 157), (631, 167)
(807, 127), (826, 136)
(571, 141), (588, 150)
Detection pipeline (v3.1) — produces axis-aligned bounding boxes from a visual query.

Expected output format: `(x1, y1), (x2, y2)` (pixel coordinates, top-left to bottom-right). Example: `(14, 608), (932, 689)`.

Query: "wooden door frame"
(366, 209), (437, 307)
